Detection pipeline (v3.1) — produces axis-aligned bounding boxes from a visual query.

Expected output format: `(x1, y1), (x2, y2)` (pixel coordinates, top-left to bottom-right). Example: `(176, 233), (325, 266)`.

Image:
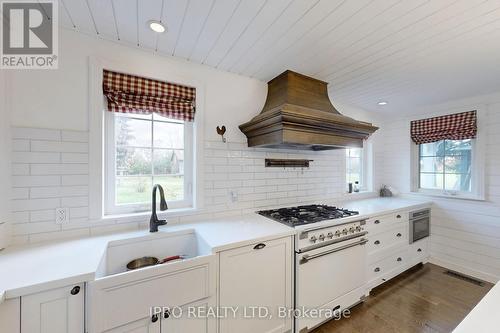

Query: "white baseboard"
(429, 256), (499, 284)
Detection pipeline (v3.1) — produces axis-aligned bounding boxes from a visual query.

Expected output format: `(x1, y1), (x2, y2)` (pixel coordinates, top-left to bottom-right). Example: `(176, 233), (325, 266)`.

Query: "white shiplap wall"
(378, 101), (500, 283)
(11, 127), (372, 244)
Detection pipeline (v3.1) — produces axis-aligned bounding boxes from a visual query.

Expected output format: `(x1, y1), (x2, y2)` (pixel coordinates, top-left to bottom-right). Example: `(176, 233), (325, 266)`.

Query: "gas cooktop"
(258, 204), (359, 227)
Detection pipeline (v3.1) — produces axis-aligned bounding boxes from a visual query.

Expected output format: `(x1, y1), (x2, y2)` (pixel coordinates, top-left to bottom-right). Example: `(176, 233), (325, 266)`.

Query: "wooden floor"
(312, 263), (493, 333)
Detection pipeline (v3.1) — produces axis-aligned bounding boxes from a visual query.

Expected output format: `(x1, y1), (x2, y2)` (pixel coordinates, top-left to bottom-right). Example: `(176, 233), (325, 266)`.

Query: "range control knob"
(310, 235), (317, 243)
(327, 232), (334, 239)
(355, 226), (362, 232)
(349, 227), (355, 234)
(342, 229), (348, 235)
(334, 230), (341, 237)
(318, 234), (325, 241)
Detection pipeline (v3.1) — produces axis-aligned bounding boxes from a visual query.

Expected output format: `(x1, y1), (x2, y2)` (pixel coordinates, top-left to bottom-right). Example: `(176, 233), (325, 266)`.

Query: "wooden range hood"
(239, 70), (378, 150)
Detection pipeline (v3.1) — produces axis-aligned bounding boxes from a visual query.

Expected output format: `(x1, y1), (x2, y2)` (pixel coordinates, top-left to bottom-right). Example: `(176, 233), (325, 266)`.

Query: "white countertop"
(453, 282), (500, 332)
(0, 197), (431, 303)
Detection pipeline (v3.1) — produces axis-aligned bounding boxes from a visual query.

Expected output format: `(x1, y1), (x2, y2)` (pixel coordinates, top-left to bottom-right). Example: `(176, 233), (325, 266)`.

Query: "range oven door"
(295, 236), (368, 332)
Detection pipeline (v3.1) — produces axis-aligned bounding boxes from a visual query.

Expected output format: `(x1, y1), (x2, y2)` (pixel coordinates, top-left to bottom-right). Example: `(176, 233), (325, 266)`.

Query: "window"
(346, 148), (363, 190)
(105, 112), (193, 214)
(418, 139), (472, 193)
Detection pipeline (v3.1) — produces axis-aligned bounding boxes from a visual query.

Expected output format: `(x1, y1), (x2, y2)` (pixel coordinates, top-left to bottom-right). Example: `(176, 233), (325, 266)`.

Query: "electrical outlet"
(55, 208), (69, 224)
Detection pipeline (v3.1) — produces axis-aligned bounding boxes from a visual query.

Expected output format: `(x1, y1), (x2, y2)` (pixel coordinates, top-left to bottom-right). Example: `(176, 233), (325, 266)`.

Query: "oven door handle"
(299, 238), (368, 265)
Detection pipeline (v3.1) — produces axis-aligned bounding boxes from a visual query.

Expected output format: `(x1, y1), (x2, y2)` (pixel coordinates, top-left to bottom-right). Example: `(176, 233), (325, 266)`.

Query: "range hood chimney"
(239, 70), (378, 150)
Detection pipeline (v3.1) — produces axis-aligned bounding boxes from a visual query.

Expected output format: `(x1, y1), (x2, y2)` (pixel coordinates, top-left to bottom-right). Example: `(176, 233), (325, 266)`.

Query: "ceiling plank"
(113, 0), (138, 45)
(60, 0), (96, 34)
(255, 0), (379, 80)
(202, 0), (267, 67)
(216, 0), (293, 71)
(173, 0), (215, 59)
(156, 0), (190, 55)
(228, 0), (320, 74)
(137, 0), (163, 49)
(86, 0), (118, 40)
(189, 0), (242, 63)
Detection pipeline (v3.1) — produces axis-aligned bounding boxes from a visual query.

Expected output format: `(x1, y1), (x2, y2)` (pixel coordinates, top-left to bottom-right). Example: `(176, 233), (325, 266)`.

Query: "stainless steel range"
(259, 205), (369, 333)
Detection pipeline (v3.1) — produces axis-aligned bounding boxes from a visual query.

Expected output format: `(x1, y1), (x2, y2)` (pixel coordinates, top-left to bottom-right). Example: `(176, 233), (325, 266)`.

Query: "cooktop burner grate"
(258, 204), (359, 227)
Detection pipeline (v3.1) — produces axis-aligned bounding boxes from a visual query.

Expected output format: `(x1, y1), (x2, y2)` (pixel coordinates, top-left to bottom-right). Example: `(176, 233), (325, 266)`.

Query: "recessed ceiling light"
(377, 101), (388, 106)
(148, 20), (166, 33)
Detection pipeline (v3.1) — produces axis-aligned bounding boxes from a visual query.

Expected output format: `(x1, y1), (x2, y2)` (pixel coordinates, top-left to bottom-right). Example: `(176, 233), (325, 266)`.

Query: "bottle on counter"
(353, 181), (360, 193)
(348, 182), (353, 193)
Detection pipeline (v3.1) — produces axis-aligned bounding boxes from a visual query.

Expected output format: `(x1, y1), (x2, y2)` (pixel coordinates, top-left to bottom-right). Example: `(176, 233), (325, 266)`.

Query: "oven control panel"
(297, 220), (367, 251)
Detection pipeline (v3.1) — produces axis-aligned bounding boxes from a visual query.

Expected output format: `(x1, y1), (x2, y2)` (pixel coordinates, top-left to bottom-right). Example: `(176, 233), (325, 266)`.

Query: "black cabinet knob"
(396, 214), (402, 219)
(152, 314), (158, 323)
(374, 220), (380, 224)
(396, 233), (402, 237)
(70, 286), (80, 295)
(374, 240), (380, 245)
(164, 310), (170, 319)
(374, 267), (380, 272)
(397, 257), (402, 262)
(417, 248), (422, 252)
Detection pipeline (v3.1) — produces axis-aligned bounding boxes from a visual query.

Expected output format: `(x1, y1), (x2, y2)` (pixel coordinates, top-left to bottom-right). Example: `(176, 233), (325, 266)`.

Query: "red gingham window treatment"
(410, 111), (477, 145)
(102, 70), (196, 122)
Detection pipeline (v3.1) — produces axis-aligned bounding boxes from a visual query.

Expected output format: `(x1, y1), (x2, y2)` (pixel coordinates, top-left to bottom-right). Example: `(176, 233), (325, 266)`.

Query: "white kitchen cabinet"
(366, 208), (430, 291)
(0, 297), (20, 333)
(219, 236), (293, 333)
(21, 284), (84, 333)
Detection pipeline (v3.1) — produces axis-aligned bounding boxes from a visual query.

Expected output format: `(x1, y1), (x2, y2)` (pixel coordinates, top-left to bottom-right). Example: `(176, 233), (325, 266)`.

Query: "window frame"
(346, 147), (364, 191)
(104, 112), (194, 215)
(410, 108), (485, 201)
(89, 57), (205, 220)
(345, 140), (373, 193)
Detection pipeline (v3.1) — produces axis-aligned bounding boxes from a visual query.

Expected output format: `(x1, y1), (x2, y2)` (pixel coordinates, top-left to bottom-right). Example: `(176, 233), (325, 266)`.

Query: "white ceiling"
(59, 0), (500, 114)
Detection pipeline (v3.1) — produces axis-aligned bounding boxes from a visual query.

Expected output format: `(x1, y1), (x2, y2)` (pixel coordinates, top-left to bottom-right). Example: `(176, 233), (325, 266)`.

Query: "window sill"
(102, 207), (201, 223)
(342, 191), (377, 200)
(408, 191), (486, 202)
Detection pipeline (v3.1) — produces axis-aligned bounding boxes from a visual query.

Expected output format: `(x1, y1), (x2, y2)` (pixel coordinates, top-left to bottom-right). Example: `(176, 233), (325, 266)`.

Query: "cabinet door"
(105, 316), (160, 333)
(161, 299), (213, 333)
(0, 297), (20, 333)
(219, 237), (292, 333)
(21, 284), (84, 333)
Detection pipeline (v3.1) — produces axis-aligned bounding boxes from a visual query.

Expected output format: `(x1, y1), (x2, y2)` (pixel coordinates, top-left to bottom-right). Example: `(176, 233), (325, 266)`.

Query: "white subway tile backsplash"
(30, 163), (88, 175)
(61, 153), (88, 163)
(12, 175), (60, 187)
(12, 164), (30, 176)
(12, 127), (61, 141)
(12, 139), (30, 152)
(61, 196), (88, 207)
(62, 175), (89, 186)
(11, 188), (29, 200)
(11, 198), (60, 212)
(10, 129), (347, 244)
(30, 210), (56, 222)
(31, 141), (88, 153)
(12, 152), (60, 163)
(61, 130), (89, 143)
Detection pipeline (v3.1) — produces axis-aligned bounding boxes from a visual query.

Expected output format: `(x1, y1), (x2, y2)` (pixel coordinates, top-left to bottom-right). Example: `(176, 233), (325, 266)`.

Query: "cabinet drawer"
(368, 249), (408, 283)
(367, 224), (407, 255)
(366, 211), (408, 234)
(410, 239), (429, 262)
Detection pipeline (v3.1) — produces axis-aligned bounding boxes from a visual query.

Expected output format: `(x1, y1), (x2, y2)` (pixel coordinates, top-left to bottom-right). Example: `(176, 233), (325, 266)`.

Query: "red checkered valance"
(410, 111), (477, 145)
(102, 70), (196, 122)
